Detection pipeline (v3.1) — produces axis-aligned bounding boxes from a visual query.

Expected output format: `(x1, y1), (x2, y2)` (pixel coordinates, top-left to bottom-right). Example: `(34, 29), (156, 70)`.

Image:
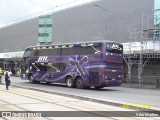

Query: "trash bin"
(156, 77), (160, 88)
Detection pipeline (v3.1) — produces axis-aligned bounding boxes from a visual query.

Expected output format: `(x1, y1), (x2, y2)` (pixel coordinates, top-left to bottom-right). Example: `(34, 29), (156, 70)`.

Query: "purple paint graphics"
(69, 56), (89, 78)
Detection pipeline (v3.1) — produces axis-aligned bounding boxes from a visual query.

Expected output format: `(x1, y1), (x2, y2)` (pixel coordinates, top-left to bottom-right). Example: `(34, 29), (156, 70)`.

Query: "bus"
(20, 40), (123, 89)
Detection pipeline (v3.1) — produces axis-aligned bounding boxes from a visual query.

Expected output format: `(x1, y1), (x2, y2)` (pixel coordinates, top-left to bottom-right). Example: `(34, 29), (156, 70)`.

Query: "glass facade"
(38, 14), (52, 44)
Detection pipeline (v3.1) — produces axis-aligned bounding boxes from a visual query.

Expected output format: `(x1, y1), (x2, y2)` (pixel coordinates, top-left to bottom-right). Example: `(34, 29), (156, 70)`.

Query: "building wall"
(53, 0), (154, 43)
(0, 18), (38, 52)
(0, 0), (153, 52)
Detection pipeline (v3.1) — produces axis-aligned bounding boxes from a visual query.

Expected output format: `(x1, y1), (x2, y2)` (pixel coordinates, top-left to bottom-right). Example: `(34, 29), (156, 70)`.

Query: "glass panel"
(32, 48), (61, 56)
(23, 48), (32, 58)
(38, 14), (52, 43)
(106, 43), (123, 54)
(61, 43), (101, 55)
(47, 63), (66, 72)
(35, 64), (47, 71)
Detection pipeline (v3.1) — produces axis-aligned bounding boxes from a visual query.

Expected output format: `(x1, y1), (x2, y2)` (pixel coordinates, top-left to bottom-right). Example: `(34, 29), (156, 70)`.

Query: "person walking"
(4, 70), (12, 90)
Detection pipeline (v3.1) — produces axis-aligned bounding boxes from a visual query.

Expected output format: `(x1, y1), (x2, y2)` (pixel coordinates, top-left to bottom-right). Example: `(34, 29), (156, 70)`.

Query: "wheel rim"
(29, 76), (33, 83)
(67, 78), (72, 87)
(76, 79), (83, 88)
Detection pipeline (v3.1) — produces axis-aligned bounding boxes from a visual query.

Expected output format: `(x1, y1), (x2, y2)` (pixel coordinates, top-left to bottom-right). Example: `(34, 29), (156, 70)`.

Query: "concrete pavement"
(1, 76), (160, 111)
(0, 85), (128, 119)
(0, 85), (158, 120)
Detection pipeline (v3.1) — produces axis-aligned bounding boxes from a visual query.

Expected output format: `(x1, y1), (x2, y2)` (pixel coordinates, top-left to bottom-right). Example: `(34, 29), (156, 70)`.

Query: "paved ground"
(1, 85), (155, 120)
(0, 76), (160, 110)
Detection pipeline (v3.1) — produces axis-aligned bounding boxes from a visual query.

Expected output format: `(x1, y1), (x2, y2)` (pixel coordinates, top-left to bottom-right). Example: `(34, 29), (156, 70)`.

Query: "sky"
(0, 0), (159, 27)
(0, 0), (93, 26)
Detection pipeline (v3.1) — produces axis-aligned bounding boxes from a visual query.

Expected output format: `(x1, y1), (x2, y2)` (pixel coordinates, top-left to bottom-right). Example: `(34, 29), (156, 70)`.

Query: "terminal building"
(0, 0), (160, 88)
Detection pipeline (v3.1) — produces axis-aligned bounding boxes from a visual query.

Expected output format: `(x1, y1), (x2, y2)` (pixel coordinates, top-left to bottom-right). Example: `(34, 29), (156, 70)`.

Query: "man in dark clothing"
(4, 71), (11, 90)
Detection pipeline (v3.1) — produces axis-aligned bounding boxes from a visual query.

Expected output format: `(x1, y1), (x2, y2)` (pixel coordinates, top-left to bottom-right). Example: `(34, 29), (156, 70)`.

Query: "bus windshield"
(23, 48), (32, 58)
(106, 43), (123, 54)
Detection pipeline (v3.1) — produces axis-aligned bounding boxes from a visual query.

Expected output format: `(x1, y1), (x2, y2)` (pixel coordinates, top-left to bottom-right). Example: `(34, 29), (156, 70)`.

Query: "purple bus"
(20, 41), (123, 89)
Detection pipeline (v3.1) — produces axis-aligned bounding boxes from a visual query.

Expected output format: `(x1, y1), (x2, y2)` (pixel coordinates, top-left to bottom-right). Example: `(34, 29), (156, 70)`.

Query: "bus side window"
(47, 66), (56, 72)
(61, 48), (70, 55)
(47, 63), (66, 72)
(35, 64), (47, 71)
(38, 48), (61, 56)
(59, 63), (66, 72)
(34, 50), (39, 56)
(48, 63), (60, 72)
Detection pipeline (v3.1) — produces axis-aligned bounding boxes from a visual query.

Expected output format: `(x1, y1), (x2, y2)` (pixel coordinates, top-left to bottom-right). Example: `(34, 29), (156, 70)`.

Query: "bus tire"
(46, 82), (51, 85)
(66, 77), (74, 88)
(76, 77), (84, 89)
(29, 74), (35, 83)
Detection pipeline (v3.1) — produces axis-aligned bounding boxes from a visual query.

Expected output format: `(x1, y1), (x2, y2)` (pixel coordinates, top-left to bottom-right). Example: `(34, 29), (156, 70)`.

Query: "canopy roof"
(0, 51), (24, 59)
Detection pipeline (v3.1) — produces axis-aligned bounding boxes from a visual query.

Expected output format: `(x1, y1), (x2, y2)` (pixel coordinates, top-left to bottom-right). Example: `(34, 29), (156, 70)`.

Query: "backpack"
(5, 72), (9, 80)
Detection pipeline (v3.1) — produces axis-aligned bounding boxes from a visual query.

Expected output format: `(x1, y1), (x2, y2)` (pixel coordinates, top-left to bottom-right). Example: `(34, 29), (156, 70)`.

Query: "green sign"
(38, 14), (52, 44)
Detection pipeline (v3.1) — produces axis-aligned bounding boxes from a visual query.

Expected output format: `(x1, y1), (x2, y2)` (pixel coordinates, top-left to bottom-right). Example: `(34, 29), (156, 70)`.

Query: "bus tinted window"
(32, 48), (61, 56)
(47, 63), (66, 72)
(61, 43), (101, 55)
(106, 43), (123, 54)
(35, 64), (47, 71)
(33, 50), (39, 56)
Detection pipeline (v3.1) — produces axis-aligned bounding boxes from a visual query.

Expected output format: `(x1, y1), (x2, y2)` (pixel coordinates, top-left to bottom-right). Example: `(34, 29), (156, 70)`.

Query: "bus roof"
(25, 40), (122, 50)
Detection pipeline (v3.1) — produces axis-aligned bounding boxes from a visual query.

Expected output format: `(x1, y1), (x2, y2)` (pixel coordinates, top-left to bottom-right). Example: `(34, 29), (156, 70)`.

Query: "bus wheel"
(66, 77), (74, 88)
(29, 75), (35, 83)
(76, 77), (84, 89)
